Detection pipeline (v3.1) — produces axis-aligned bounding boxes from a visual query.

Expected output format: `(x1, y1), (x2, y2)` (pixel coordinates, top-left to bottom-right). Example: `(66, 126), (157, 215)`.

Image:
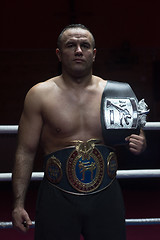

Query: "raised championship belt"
(44, 140), (117, 195)
(101, 80), (149, 146)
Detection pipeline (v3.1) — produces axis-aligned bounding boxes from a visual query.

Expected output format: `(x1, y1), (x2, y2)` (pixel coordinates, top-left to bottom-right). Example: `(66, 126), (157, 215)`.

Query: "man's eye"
(81, 44), (90, 48)
(67, 44), (74, 48)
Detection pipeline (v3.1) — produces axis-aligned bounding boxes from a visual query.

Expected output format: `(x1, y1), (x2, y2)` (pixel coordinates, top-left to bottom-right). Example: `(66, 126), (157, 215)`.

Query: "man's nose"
(75, 45), (83, 55)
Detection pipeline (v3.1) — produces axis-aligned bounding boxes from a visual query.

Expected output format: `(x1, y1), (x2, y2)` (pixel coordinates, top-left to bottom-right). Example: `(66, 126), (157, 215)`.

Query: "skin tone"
(12, 27), (146, 232)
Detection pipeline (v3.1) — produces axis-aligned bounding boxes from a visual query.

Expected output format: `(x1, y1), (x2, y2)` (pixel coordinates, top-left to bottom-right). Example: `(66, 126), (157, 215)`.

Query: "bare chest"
(41, 87), (103, 142)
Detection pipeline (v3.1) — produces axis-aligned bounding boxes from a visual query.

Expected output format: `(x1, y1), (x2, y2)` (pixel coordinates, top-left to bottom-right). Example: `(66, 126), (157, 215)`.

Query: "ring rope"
(0, 221), (35, 229)
(1, 218), (160, 229)
(0, 122), (160, 134)
(126, 218), (160, 225)
(0, 169), (160, 182)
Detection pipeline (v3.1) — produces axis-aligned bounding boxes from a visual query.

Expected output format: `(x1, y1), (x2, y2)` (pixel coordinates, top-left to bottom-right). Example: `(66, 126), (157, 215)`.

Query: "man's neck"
(61, 72), (94, 89)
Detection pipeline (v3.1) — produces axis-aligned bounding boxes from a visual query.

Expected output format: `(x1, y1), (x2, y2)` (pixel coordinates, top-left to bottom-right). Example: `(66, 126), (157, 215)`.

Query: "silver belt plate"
(103, 98), (149, 129)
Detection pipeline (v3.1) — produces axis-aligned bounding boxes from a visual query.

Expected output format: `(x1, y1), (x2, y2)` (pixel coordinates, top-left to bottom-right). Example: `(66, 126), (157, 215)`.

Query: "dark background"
(0, 1), (160, 239)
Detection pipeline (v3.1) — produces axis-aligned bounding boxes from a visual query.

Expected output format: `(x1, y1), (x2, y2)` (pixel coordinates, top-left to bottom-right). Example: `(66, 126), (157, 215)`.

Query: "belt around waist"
(44, 140), (118, 195)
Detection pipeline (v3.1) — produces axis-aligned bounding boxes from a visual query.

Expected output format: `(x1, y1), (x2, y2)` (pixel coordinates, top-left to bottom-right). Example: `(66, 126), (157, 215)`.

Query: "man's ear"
(56, 48), (61, 62)
(93, 48), (96, 62)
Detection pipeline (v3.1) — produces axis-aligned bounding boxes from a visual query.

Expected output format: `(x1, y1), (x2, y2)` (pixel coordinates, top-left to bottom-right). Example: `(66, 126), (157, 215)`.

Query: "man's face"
(56, 28), (96, 77)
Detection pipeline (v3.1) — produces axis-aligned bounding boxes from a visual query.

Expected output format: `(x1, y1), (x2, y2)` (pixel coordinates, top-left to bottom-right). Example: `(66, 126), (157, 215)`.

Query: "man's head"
(56, 24), (96, 78)
(56, 24), (96, 77)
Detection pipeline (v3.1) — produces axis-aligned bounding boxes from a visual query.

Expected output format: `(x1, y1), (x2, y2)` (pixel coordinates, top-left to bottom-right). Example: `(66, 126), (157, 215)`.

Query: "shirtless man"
(12, 24), (146, 240)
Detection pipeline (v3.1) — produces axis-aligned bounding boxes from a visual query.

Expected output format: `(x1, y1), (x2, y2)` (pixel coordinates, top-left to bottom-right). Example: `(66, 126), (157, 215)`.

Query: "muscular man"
(12, 24), (146, 240)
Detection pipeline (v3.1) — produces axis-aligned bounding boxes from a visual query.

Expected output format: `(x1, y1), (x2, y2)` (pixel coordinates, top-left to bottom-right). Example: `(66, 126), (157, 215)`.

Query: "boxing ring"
(0, 123), (160, 237)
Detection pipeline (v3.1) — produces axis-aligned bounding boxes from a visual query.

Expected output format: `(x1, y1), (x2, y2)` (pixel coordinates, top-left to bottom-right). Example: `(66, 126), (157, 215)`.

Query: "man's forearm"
(12, 152), (34, 209)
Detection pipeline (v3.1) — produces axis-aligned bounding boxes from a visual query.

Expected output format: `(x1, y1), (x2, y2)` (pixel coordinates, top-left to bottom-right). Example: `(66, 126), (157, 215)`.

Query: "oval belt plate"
(107, 152), (118, 178)
(66, 148), (104, 193)
(46, 156), (63, 184)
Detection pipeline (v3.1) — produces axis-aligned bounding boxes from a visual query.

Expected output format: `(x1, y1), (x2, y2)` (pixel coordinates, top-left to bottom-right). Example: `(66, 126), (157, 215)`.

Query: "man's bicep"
(17, 89), (43, 154)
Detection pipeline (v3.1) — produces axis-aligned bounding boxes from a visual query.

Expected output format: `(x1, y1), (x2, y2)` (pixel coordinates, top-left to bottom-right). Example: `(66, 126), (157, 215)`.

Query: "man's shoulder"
(28, 76), (60, 94)
(93, 75), (107, 87)
(24, 76), (61, 106)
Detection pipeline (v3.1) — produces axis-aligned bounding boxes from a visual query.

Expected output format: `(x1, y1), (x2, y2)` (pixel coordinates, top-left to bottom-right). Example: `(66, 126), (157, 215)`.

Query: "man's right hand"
(12, 207), (32, 233)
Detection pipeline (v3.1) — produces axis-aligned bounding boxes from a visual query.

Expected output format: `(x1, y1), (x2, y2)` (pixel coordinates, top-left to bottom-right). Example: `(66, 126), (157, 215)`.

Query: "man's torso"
(39, 75), (106, 154)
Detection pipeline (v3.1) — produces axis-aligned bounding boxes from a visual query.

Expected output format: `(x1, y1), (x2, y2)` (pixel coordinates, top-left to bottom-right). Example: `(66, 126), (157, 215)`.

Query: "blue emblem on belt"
(76, 158), (96, 183)
(66, 140), (104, 193)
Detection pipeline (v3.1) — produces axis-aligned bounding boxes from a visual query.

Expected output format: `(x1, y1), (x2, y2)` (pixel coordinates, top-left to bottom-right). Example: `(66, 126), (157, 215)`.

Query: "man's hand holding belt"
(125, 129), (147, 155)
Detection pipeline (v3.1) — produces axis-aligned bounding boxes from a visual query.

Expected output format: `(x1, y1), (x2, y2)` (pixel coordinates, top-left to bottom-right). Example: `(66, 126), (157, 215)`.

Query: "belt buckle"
(66, 140), (105, 193)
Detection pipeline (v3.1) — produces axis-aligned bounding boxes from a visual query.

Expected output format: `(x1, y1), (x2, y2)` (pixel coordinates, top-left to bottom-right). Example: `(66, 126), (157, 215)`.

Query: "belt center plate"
(66, 145), (104, 193)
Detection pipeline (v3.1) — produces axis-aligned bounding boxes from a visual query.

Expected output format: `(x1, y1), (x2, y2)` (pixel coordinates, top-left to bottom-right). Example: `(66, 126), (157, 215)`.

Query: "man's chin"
(71, 68), (89, 78)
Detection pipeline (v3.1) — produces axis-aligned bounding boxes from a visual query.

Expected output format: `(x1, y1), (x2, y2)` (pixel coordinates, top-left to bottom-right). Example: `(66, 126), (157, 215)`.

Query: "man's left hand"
(125, 129), (146, 155)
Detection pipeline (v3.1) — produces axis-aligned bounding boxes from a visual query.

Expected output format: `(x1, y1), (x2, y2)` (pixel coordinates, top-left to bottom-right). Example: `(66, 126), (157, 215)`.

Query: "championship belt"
(44, 140), (117, 195)
(101, 80), (149, 146)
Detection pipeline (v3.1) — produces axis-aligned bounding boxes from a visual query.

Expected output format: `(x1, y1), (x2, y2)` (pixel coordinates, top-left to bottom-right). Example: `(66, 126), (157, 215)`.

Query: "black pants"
(35, 179), (126, 240)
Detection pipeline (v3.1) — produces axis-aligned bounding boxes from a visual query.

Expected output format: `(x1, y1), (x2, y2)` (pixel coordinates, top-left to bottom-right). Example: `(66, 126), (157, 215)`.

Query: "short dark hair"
(57, 24), (95, 49)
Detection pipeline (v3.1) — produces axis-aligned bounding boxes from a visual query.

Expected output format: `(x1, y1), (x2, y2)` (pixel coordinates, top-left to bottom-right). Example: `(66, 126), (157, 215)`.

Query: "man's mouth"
(73, 58), (84, 62)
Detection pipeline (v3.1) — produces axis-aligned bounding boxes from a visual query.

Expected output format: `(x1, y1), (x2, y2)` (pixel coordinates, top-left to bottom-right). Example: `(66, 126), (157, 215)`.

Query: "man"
(12, 24), (146, 240)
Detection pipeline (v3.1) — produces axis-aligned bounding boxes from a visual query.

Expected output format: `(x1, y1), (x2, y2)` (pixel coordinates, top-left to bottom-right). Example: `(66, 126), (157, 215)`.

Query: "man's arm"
(12, 87), (43, 232)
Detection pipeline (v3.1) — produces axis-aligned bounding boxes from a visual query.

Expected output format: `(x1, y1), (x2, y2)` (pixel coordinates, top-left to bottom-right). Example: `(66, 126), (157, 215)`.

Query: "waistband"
(44, 140), (118, 195)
